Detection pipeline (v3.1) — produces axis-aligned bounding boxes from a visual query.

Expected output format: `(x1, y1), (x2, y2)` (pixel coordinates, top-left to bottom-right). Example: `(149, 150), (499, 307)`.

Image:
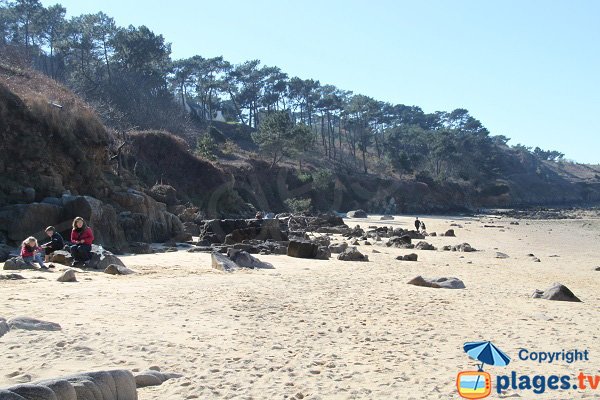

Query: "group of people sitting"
(20, 217), (95, 269)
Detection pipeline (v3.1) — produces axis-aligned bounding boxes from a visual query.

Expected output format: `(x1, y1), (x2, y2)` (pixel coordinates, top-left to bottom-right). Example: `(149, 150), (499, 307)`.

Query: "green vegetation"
(0, 0), (577, 188)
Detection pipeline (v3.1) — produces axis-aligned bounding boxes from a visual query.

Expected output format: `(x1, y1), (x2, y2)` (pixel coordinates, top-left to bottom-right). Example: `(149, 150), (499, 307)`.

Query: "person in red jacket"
(70, 217), (94, 263)
(21, 236), (47, 269)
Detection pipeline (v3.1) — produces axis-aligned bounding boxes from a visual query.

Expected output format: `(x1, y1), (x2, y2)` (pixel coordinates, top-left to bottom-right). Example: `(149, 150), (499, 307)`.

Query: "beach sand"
(1, 214), (599, 399)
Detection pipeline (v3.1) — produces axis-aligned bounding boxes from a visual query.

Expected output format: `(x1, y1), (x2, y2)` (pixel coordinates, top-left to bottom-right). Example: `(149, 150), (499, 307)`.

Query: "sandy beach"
(1, 214), (599, 399)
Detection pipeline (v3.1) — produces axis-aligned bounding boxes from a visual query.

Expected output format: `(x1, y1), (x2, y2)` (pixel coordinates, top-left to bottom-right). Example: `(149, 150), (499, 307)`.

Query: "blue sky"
(42, 0), (600, 163)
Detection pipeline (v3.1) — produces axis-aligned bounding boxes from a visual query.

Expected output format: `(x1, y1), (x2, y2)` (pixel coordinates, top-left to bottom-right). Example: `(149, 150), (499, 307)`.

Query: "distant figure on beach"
(414, 217), (420, 231)
(41, 226), (64, 263)
(21, 236), (47, 269)
(70, 217), (94, 264)
(420, 221), (427, 234)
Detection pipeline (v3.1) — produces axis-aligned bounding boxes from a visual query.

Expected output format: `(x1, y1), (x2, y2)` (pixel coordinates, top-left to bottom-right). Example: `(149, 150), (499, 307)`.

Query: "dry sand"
(1, 214), (599, 399)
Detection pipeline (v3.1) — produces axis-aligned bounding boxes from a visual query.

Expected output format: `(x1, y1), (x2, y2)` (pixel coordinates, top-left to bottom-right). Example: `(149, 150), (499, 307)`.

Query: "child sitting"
(41, 226), (64, 262)
(21, 237), (47, 269)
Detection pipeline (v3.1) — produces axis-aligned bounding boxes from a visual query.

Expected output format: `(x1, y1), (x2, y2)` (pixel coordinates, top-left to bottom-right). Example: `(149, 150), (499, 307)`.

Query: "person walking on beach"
(414, 217), (420, 231)
(21, 237), (47, 269)
(41, 226), (64, 263)
(70, 217), (94, 265)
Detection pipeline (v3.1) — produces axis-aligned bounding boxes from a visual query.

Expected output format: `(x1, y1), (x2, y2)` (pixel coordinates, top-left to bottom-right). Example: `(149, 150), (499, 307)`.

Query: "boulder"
(315, 246), (331, 260)
(0, 273), (25, 280)
(495, 252), (509, 259)
(442, 229), (455, 237)
(452, 243), (476, 252)
(0, 389), (27, 399)
(7, 317), (61, 331)
(442, 245), (452, 251)
(3, 257), (36, 270)
(328, 242), (348, 254)
(415, 241), (436, 250)
(429, 232), (437, 237)
(346, 210), (368, 218)
(211, 252), (239, 272)
(85, 249), (126, 270)
(129, 242), (153, 254)
(407, 276), (466, 289)
(0, 243), (13, 262)
(397, 253), (418, 262)
(595, 266), (600, 271)
(532, 283), (581, 302)
(287, 240), (318, 259)
(4, 384), (58, 400)
(104, 264), (135, 275)
(34, 379), (77, 400)
(134, 370), (182, 388)
(227, 249), (273, 269)
(62, 195), (128, 253)
(380, 215), (394, 220)
(114, 190), (184, 245)
(387, 236), (413, 248)
(0, 203), (62, 243)
(57, 269), (77, 283)
(337, 248), (369, 262)
(148, 184), (178, 206)
(0, 317), (8, 338)
(49, 250), (72, 265)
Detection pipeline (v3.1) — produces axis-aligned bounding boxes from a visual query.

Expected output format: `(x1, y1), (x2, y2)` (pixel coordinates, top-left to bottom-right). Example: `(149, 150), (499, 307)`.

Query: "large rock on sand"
(57, 269), (77, 282)
(2, 369), (138, 400)
(532, 283), (581, 302)
(227, 249), (273, 269)
(337, 248), (369, 262)
(134, 370), (182, 388)
(397, 253), (418, 261)
(287, 240), (318, 259)
(0, 317), (8, 338)
(3, 257), (36, 270)
(211, 252), (239, 272)
(346, 210), (367, 218)
(104, 264), (135, 275)
(7, 317), (61, 331)
(0, 203), (62, 242)
(415, 241), (435, 250)
(407, 275), (465, 289)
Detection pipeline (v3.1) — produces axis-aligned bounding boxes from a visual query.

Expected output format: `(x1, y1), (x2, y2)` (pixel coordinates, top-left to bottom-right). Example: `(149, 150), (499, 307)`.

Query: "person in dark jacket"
(414, 217), (420, 231)
(41, 226), (64, 262)
(70, 217), (94, 264)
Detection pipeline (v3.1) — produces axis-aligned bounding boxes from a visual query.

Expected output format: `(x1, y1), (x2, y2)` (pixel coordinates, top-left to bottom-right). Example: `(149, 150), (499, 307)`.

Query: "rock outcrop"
(407, 276), (466, 289)
(532, 283), (581, 302)
(337, 248), (369, 262)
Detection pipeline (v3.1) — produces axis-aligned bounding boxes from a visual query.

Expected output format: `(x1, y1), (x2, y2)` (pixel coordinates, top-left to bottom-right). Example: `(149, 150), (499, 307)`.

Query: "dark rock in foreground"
(532, 283), (581, 302)
(1, 369), (140, 400)
(407, 275), (465, 289)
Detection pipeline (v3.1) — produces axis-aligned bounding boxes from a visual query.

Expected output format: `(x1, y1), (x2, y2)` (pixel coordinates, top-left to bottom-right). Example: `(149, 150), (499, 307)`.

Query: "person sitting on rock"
(41, 226), (64, 263)
(21, 236), (47, 269)
(70, 217), (94, 265)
